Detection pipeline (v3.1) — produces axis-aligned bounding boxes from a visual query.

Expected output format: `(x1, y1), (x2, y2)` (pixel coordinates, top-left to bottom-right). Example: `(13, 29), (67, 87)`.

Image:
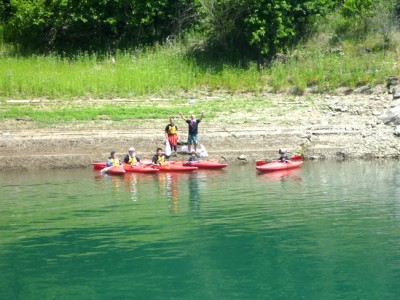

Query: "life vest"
(109, 158), (120, 166)
(167, 125), (177, 135)
(128, 155), (137, 164)
(156, 155), (165, 165)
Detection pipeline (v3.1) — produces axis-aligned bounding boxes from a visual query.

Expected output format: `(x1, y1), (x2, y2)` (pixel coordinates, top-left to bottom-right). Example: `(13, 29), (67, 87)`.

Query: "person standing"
(178, 111), (204, 153)
(165, 117), (179, 156)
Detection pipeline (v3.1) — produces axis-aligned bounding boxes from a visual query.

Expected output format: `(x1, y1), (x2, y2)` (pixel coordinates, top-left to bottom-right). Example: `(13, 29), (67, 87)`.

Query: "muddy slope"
(1, 93), (399, 170)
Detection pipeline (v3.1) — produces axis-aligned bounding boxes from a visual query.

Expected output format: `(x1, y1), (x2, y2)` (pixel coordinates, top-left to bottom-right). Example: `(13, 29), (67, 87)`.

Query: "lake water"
(1, 161), (400, 299)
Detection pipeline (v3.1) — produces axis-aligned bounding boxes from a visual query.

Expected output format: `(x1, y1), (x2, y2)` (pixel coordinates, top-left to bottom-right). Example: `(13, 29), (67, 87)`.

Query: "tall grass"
(1, 43), (399, 100)
(2, 10), (400, 100)
(268, 50), (399, 93)
(0, 46), (263, 99)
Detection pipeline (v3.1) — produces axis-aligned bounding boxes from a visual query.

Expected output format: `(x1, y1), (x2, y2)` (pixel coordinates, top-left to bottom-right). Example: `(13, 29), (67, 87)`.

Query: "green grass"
(0, 46), (264, 99)
(0, 96), (280, 125)
(2, 9), (400, 123)
(268, 50), (398, 93)
(1, 41), (398, 100)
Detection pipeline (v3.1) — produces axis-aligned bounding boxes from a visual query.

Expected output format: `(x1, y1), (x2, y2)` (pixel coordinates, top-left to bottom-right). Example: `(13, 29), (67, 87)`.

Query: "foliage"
(0, 0), (11, 22)
(194, 0), (336, 61)
(370, 0), (398, 49)
(244, 0), (336, 57)
(4, 0), (197, 52)
(340, 0), (372, 18)
(4, 0), (337, 58)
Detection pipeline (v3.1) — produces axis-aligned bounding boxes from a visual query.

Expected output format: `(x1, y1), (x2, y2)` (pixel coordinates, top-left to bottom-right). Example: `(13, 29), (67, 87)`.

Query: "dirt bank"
(1, 92), (399, 170)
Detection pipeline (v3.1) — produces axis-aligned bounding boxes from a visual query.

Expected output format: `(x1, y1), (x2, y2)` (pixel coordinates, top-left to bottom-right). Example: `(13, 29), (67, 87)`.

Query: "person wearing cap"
(165, 117), (179, 156)
(188, 150), (199, 163)
(278, 148), (290, 162)
(106, 150), (121, 167)
(152, 147), (166, 165)
(124, 147), (141, 166)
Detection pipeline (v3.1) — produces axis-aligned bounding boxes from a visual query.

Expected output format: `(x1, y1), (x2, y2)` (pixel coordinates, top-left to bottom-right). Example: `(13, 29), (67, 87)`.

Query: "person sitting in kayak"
(278, 148), (290, 163)
(107, 150), (121, 167)
(124, 147), (141, 166)
(152, 147), (166, 165)
(188, 150), (199, 163)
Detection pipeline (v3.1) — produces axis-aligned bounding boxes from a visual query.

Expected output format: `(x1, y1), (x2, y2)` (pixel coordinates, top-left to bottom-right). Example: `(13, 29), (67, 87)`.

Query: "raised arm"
(178, 112), (186, 121)
(199, 111), (205, 121)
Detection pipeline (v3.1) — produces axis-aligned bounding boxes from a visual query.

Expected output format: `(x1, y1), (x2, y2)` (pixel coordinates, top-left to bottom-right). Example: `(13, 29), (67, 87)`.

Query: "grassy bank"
(1, 41), (399, 101)
(1, 9), (400, 124)
(0, 95), (285, 126)
(0, 46), (263, 99)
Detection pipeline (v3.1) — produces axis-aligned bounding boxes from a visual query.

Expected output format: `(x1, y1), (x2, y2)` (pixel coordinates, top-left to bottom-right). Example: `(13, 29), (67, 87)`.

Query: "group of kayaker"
(105, 111), (205, 168)
(104, 110), (297, 171)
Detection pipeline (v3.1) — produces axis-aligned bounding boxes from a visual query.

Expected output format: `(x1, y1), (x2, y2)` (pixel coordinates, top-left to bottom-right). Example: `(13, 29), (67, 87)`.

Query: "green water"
(0, 161), (399, 299)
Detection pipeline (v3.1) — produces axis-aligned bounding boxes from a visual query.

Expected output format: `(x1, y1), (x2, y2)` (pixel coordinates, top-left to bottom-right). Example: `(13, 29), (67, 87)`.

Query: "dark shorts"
(187, 134), (198, 145)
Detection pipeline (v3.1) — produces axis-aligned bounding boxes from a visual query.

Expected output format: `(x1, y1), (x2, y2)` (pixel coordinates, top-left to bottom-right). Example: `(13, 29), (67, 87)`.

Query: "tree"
(371, 0), (398, 51)
(245, 0), (336, 58)
(195, 0), (336, 61)
(4, 0), (198, 52)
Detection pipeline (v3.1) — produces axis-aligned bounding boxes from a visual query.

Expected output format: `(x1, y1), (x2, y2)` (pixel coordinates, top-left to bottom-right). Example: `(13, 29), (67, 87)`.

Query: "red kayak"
(182, 160), (228, 169)
(92, 162), (107, 170)
(123, 164), (159, 173)
(106, 166), (126, 175)
(153, 164), (198, 172)
(256, 161), (304, 172)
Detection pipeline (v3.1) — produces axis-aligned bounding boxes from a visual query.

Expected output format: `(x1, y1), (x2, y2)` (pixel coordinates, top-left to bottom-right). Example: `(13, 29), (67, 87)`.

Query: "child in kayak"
(278, 148), (290, 162)
(101, 150), (122, 174)
(124, 147), (141, 166)
(152, 147), (166, 165)
(188, 151), (199, 163)
(107, 150), (121, 166)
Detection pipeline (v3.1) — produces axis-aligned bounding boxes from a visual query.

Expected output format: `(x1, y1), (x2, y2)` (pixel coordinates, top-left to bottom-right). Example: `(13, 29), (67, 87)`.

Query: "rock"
(393, 90), (400, 100)
(395, 126), (400, 136)
(329, 105), (347, 112)
(372, 111), (381, 116)
(366, 120), (376, 128)
(238, 154), (247, 161)
(357, 86), (373, 94)
(386, 76), (399, 90)
(320, 119), (329, 126)
(380, 105), (400, 124)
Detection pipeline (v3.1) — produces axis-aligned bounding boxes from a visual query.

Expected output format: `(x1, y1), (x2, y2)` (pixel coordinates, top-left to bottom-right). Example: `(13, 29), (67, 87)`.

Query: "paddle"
(256, 155), (303, 166)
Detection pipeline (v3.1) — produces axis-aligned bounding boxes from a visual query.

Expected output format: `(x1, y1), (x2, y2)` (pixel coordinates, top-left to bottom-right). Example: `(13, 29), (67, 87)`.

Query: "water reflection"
(92, 169), (228, 215)
(158, 173), (181, 214)
(189, 172), (200, 213)
(257, 168), (303, 184)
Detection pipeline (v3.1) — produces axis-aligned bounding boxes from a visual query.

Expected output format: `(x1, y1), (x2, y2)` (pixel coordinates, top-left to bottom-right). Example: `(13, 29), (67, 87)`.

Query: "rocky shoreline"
(1, 89), (399, 170)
